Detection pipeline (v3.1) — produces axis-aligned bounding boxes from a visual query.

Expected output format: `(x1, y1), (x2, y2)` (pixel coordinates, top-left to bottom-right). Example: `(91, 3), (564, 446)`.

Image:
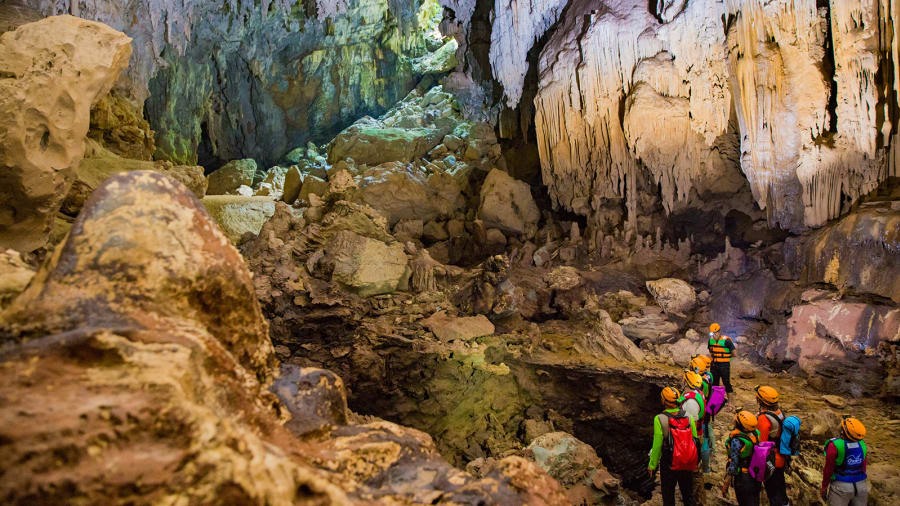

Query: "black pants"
(734, 473), (761, 506)
(711, 361), (733, 393)
(765, 468), (788, 505)
(660, 466), (694, 506)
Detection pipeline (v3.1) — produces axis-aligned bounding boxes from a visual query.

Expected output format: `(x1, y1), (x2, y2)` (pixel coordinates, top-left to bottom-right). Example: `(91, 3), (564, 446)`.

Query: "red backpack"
(660, 412), (700, 471)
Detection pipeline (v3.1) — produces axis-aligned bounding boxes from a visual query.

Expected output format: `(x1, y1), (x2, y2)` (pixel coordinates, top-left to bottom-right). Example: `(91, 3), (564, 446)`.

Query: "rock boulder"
(207, 159), (258, 195)
(646, 278), (696, 317)
(478, 169), (540, 236)
(324, 230), (408, 297)
(0, 15), (132, 252)
(422, 310), (496, 342)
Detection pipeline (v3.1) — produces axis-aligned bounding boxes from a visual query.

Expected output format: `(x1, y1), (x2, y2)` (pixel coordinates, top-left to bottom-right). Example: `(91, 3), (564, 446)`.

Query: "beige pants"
(828, 480), (868, 506)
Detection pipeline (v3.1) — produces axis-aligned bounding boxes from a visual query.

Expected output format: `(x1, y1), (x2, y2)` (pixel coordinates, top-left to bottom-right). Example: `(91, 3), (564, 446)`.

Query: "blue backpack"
(778, 415), (801, 456)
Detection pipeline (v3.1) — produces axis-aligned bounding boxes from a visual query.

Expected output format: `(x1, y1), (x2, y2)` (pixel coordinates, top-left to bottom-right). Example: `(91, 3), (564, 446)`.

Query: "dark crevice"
(821, 1), (839, 137)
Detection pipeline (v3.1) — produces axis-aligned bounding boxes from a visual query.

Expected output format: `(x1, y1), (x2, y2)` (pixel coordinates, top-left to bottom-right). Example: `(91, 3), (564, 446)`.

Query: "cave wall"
(34, 0), (439, 167)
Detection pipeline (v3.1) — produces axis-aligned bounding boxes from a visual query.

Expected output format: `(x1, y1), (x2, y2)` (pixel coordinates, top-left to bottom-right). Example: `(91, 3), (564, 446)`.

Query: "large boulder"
(772, 293), (900, 395)
(422, 310), (495, 342)
(357, 162), (465, 226)
(201, 195), (276, 244)
(645, 278), (697, 317)
(527, 432), (622, 505)
(62, 140), (206, 215)
(324, 230), (408, 297)
(273, 365), (349, 437)
(207, 158), (258, 195)
(328, 125), (442, 166)
(0, 249), (34, 309)
(0, 15), (132, 252)
(803, 202), (900, 303)
(478, 169), (540, 236)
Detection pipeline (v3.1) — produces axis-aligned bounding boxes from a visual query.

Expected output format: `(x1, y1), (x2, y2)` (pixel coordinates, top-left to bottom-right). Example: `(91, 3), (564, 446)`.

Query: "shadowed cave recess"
(0, 0), (899, 504)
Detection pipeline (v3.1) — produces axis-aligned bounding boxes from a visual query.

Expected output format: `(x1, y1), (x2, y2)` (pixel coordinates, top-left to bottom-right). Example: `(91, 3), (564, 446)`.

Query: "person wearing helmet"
(680, 370), (706, 421)
(755, 386), (788, 505)
(707, 323), (734, 394)
(821, 417), (869, 505)
(722, 411), (762, 506)
(690, 355), (715, 398)
(648, 386), (697, 506)
(691, 355), (716, 474)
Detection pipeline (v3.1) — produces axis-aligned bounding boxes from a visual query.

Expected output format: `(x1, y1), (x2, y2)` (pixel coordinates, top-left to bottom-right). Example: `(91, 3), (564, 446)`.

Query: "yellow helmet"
(690, 354), (712, 372)
(755, 385), (780, 406)
(683, 370), (703, 390)
(661, 386), (681, 407)
(734, 410), (758, 432)
(709, 322), (721, 333)
(841, 417), (866, 441)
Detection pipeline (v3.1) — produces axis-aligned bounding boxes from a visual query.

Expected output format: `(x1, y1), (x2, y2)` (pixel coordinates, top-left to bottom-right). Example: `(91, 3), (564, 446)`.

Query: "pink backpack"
(705, 386), (727, 416)
(748, 441), (776, 482)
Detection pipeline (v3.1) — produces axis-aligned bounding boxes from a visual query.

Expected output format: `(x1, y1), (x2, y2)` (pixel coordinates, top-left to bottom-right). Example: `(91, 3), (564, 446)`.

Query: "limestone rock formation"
(201, 195), (277, 245)
(0, 171), (565, 504)
(34, 0), (446, 167)
(422, 310), (495, 341)
(0, 15), (131, 252)
(0, 249), (34, 309)
(207, 159), (258, 195)
(645, 278), (696, 317)
(533, 0), (900, 231)
(478, 169), (540, 236)
(527, 431), (623, 505)
(62, 140), (206, 215)
(779, 293), (899, 396)
(358, 162), (466, 226)
(324, 230), (409, 297)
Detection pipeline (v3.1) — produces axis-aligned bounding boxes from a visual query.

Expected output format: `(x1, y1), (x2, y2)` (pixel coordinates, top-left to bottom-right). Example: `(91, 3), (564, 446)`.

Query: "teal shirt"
(648, 408), (698, 470)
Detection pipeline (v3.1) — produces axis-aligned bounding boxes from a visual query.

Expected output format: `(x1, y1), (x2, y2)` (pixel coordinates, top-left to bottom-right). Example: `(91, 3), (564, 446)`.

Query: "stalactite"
(489, 0), (567, 107)
(536, 0), (898, 231)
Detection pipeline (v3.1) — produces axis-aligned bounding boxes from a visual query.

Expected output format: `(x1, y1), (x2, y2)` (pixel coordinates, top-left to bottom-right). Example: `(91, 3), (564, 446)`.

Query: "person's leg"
(660, 466), (676, 506)
(764, 468), (788, 505)
(849, 480), (868, 506)
(721, 362), (733, 393)
(677, 470), (694, 506)
(734, 474), (761, 506)
(711, 363), (724, 386)
(827, 481), (852, 506)
(691, 470), (704, 505)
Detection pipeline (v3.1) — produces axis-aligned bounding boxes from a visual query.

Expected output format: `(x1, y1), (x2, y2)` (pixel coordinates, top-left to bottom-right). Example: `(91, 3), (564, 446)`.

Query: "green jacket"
(648, 408), (698, 470)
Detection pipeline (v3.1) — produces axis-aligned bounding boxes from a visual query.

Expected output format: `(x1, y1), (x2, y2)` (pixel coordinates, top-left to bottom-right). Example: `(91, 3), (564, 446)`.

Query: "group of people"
(646, 323), (871, 505)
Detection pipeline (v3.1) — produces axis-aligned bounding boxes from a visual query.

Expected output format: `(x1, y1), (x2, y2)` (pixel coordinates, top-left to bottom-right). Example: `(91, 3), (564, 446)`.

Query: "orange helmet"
(734, 411), (758, 432)
(841, 417), (866, 441)
(683, 370), (703, 390)
(661, 386), (681, 407)
(709, 323), (721, 333)
(755, 385), (779, 407)
(690, 354), (712, 373)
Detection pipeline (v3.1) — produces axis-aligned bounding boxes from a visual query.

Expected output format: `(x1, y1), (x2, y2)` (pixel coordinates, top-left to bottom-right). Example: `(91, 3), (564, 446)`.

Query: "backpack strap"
(764, 411), (783, 438)
(859, 440), (868, 460)
(825, 438), (846, 465)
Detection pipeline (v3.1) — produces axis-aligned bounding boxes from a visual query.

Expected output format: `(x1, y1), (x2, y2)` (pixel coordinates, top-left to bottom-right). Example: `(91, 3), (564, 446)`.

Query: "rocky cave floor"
(1, 9), (900, 506)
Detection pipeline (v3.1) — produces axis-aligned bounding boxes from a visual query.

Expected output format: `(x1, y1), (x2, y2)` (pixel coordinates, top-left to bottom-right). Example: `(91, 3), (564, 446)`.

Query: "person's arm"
(757, 414), (771, 442)
(648, 415), (664, 471)
(690, 418), (698, 439)
(726, 437), (743, 476)
(725, 337), (735, 355)
(821, 442), (837, 498)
